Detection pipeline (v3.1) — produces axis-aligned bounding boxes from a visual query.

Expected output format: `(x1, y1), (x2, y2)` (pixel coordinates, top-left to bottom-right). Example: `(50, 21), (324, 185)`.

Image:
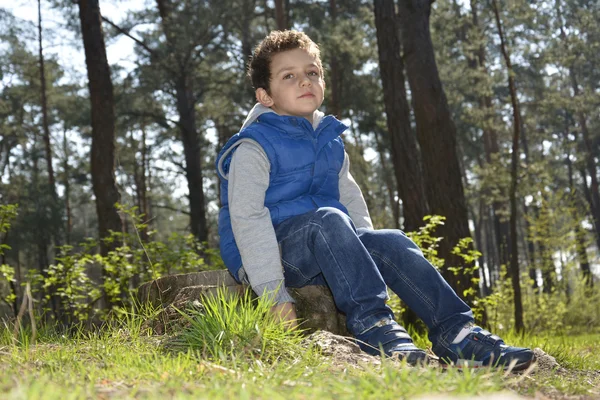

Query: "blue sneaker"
(356, 320), (428, 365)
(435, 326), (535, 371)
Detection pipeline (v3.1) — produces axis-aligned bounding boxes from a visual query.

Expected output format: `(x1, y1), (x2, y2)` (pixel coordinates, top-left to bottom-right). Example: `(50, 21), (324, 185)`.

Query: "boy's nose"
(300, 77), (312, 87)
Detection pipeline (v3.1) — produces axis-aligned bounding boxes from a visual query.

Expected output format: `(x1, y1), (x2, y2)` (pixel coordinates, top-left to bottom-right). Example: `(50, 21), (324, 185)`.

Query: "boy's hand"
(270, 302), (298, 329)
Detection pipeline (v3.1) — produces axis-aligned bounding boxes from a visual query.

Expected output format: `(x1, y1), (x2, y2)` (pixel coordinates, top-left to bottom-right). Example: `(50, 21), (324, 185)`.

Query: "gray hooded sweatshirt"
(226, 104), (373, 303)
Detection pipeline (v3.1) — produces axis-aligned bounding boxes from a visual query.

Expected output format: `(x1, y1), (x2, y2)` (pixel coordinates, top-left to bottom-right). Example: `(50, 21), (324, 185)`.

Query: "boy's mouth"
(299, 92), (315, 98)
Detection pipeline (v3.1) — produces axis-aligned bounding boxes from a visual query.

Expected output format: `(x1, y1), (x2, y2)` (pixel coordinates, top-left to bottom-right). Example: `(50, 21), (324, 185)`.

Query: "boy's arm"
(228, 141), (295, 305)
(339, 152), (374, 230)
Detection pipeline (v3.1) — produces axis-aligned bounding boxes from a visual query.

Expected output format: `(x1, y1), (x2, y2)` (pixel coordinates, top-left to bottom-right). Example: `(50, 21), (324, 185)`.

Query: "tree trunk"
(373, 129), (400, 229)
(478, 200), (492, 295)
(485, 206), (499, 287)
(240, 0), (257, 103)
(274, 0), (287, 30)
(38, 0), (58, 208)
(539, 239), (553, 294)
(522, 202), (538, 290)
(77, 0), (123, 258)
(469, 0), (509, 271)
(397, 0), (476, 301)
(570, 76), (600, 251)
(563, 116), (592, 286)
(374, 0), (428, 233)
(216, 122), (234, 209)
(62, 129), (72, 245)
(517, 203), (537, 291)
(156, 0), (208, 243)
(140, 127), (151, 224)
(328, 0), (341, 119)
(491, 0), (524, 332)
(132, 127), (151, 242)
(39, 0), (66, 319)
(32, 123), (55, 319)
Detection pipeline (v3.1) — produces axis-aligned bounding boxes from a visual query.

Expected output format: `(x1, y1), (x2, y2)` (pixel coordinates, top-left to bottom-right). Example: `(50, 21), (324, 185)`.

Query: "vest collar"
(256, 112), (348, 142)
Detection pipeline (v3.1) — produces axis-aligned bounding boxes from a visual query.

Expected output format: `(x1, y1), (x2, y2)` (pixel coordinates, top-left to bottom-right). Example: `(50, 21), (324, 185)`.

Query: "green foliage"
(42, 245), (102, 323)
(481, 266), (600, 335)
(389, 215), (482, 321)
(21, 204), (221, 324)
(405, 215), (481, 284)
(449, 237), (482, 300)
(172, 287), (304, 363)
(0, 204), (18, 305)
(405, 215), (447, 269)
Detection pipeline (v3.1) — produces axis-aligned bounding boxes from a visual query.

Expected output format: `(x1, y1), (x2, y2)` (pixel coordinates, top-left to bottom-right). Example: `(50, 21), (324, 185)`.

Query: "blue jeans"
(274, 207), (474, 349)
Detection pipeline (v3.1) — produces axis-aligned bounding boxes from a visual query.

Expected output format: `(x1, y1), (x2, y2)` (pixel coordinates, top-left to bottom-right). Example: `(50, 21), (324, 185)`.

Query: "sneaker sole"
(440, 355), (535, 372)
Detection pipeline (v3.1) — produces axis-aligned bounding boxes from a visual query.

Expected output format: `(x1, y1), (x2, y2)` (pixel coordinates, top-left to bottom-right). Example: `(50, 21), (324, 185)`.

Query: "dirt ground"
(303, 331), (600, 400)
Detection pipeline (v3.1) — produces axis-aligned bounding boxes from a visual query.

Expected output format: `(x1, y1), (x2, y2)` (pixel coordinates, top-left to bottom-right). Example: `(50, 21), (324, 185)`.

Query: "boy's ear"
(256, 88), (274, 107)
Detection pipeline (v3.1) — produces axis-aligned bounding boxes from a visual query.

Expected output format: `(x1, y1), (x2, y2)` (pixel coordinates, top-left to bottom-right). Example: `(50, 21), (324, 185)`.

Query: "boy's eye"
(308, 71), (319, 76)
(283, 73), (294, 79)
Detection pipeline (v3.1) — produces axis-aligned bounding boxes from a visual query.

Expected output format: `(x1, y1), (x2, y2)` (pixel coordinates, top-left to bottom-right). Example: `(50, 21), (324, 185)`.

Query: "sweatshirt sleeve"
(228, 141), (295, 304)
(338, 152), (374, 230)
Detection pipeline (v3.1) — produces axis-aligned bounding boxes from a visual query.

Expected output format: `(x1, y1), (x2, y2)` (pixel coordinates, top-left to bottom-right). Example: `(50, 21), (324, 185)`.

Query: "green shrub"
(390, 215), (482, 322)
(480, 267), (600, 334)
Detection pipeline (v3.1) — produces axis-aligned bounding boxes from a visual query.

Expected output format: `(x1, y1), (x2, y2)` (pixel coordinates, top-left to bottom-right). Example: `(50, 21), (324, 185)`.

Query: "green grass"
(0, 335), (507, 399)
(0, 295), (599, 400)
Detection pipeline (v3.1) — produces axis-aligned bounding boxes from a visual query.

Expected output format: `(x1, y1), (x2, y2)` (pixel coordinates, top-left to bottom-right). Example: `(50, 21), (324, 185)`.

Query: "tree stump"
(138, 270), (349, 336)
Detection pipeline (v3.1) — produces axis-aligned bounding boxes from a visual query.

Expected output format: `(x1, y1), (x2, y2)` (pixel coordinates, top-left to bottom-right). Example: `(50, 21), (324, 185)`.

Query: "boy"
(216, 30), (534, 369)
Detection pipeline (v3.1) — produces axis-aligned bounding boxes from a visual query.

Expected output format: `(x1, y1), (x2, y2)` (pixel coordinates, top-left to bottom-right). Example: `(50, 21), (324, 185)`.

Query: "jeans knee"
(312, 207), (354, 233)
(361, 229), (426, 259)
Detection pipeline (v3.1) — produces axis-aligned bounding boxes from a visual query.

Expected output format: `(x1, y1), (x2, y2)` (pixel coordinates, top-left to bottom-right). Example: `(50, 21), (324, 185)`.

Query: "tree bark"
(397, 0), (476, 300)
(38, 0), (65, 269)
(491, 0), (524, 332)
(373, 129), (400, 229)
(469, 0), (509, 271)
(156, 0), (208, 243)
(62, 129), (72, 245)
(274, 0), (287, 30)
(328, 0), (342, 119)
(38, 0), (58, 206)
(132, 129), (150, 242)
(485, 206), (499, 287)
(77, 0), (123, 257)
(374, 0), (428, 233)
(570, 75), (600, 252)
(478, 200), (492, 295)
(240, 0), (257, 102)
(522, 202), (538, 290)
(563, 115), (592, 287)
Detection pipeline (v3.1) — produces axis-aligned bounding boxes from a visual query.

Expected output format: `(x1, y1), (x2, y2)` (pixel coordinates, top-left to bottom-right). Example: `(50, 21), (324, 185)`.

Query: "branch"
(119, 111), (180, 130)
(150, 165), (186, 176)
(171, 159), (185, 171)
(101, 16), (157, 58)
(154, 204), (190, 215)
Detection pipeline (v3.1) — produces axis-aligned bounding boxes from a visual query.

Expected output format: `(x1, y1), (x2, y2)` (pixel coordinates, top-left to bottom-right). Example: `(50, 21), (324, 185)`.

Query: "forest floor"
(0, 319), (598, 399)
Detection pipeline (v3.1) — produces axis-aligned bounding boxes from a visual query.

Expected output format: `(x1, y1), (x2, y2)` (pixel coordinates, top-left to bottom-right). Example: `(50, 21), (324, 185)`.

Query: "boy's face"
(256, 48), (325, 123)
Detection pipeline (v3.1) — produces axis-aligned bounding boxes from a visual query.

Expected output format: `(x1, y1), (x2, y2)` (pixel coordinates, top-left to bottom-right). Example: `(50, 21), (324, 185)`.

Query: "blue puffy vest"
(215, 112), (348, 280)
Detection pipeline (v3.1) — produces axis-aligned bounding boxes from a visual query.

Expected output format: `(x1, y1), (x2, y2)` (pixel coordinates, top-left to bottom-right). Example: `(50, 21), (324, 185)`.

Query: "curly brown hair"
(248, 30), (323, 93)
